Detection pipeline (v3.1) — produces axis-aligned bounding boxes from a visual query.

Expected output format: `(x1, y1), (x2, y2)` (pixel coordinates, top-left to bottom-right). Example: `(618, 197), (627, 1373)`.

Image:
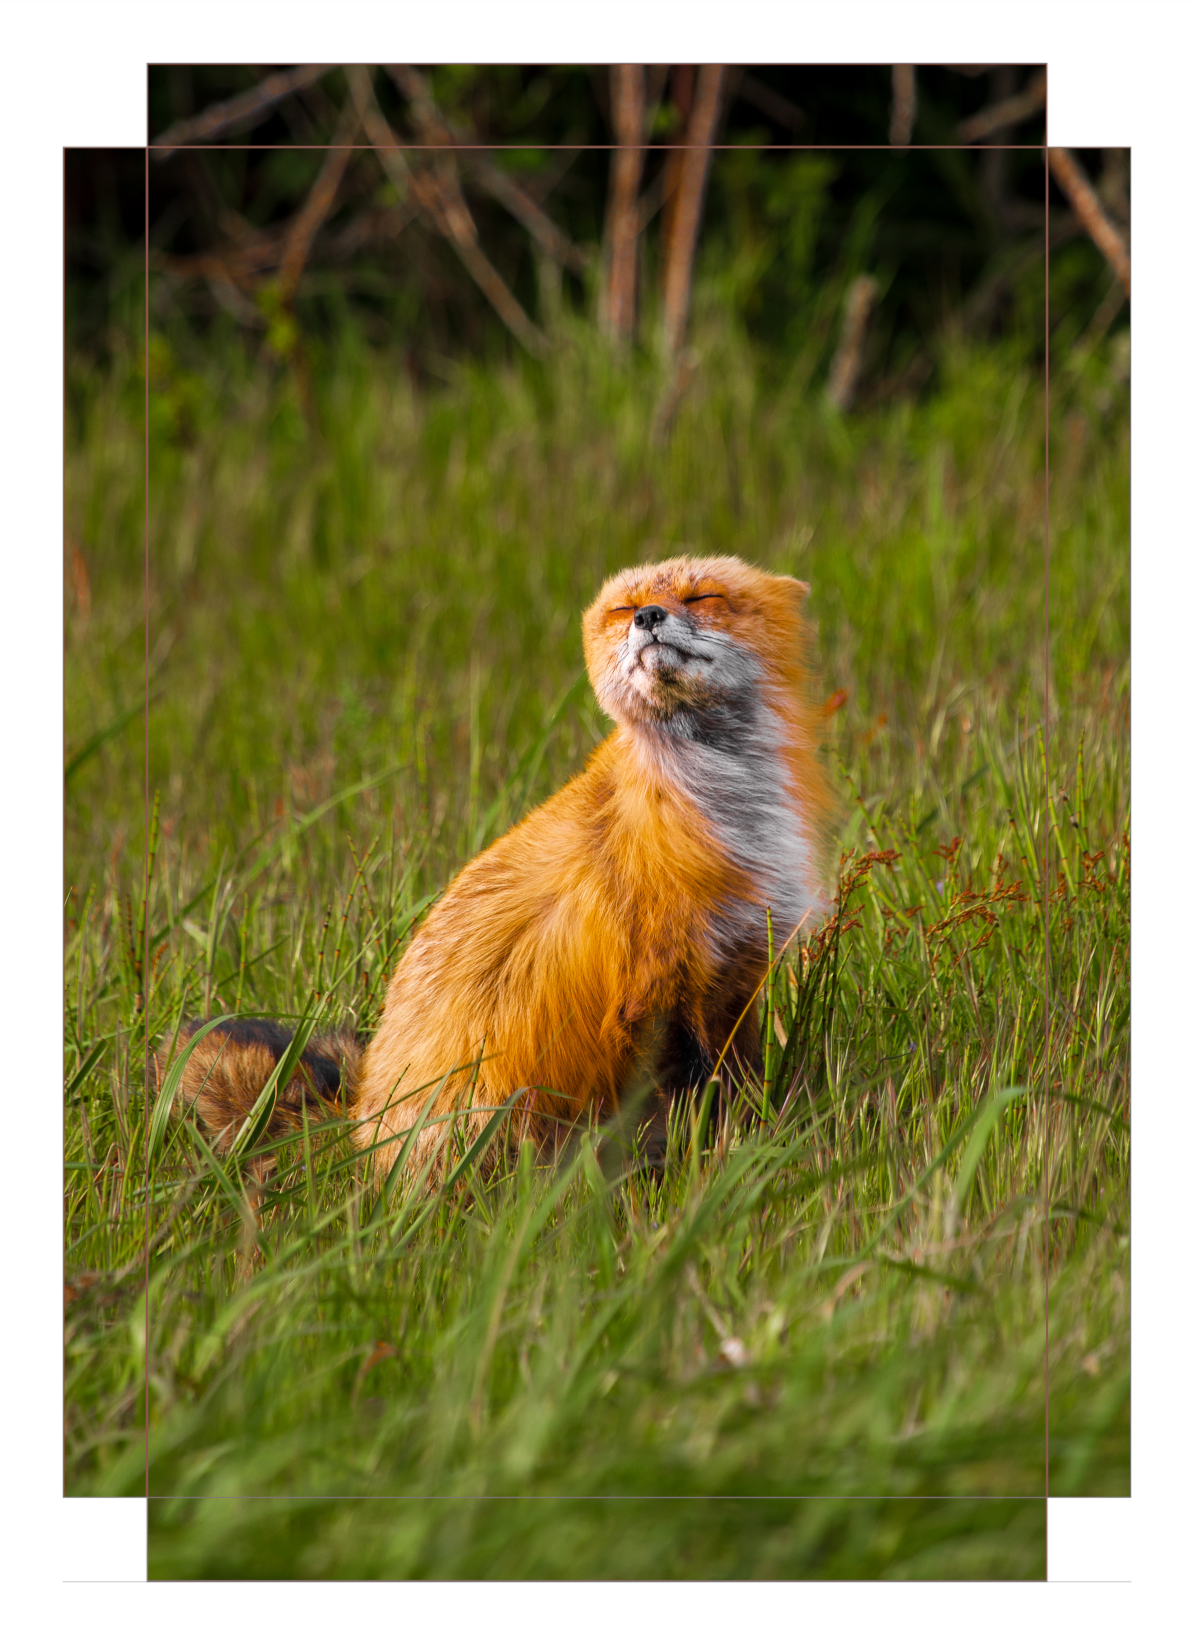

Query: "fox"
(163, 555), (834, 1183)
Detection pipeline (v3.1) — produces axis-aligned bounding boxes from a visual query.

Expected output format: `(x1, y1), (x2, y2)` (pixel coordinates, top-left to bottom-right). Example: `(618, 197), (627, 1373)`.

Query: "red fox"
(165, 555), (833, 1181)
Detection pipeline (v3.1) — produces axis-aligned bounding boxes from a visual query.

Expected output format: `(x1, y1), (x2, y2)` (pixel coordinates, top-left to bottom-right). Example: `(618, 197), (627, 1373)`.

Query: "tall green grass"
(63, 307), (1128, 1578)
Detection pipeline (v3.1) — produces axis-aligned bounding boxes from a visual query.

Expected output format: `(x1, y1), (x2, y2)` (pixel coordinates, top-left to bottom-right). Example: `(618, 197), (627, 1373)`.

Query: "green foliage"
(63, 305), (1128, 1578)
(708, 151), (841, 360)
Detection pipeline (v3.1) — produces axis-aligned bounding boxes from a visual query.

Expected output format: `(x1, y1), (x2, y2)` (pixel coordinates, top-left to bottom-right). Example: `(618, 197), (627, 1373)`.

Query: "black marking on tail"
(181, 1017), (363, 1102)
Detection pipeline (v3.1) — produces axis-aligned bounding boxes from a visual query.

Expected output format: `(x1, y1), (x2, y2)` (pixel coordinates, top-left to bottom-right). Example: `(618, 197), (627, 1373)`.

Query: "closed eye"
(683, 593), (725, 605)
(610, 605), (636, 613)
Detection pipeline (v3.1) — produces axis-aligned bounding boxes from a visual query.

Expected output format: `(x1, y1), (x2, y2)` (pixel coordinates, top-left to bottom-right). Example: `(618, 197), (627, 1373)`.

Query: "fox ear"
(786, 578), (811, 603)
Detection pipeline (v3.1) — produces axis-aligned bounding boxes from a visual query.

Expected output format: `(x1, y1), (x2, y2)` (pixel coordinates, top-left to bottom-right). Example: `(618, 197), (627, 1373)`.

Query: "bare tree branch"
(660, 65), (725, 361)
(978, 67), (1017, 224)
(151, 65), (335, 157)
(277, 96), (360, 303)
(604, 66), (647, 344)
(383, 65), (589, 275)
(471, 158), (590, 275)
(889, 66), (917, 147)
(1100, 148), (1130, 224)
(348, 65), (417, 185)
(1048, 147), (1131, 297)
(384, 63), (453, 141)
(958, 69), (1047, 143)
(351, 67), (548, 356)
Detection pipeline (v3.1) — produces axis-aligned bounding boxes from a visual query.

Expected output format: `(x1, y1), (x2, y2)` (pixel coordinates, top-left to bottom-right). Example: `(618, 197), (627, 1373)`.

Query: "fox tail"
(156, 1017), (365, 1158)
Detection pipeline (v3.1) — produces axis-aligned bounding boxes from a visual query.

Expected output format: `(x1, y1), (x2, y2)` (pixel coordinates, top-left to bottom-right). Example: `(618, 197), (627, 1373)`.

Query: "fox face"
(582, 553), (828, 954)
(583, 554), (809, 732)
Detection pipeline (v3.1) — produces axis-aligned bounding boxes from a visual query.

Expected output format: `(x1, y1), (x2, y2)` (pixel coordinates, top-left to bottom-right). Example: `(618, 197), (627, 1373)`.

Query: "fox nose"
(633, 605), (669, 632)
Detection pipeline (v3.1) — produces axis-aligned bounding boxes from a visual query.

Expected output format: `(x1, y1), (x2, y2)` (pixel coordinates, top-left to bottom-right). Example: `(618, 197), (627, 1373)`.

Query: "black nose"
(633, 605), (669, 632)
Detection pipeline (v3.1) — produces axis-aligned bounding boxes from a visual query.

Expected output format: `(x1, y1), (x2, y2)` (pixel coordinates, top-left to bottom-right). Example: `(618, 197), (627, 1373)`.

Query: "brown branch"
(655, 152), (685, 262)
(657, 67), (694, 261)
(348, 65), (416, 186)
(384, 65), (588, 275)
(1048, 148), (1131, 297)
(1100, 148), (1130, 225)
(277, 96), (360, 303)
(351, 67), (548, 356)
(432, 175), (547, 355)
(958, 69), (1048, 143)
(471, 157), (590, 274)
(889, 66), (917, 147)
(151, 65), (335, 157)
(385, 63), (452, 141)
(604, 66), (647, 344)
(660, 65), (725, 361)
(826, 276), (879, 411)
(162, 176), (422, 319)
(978, 67), (1016, 221)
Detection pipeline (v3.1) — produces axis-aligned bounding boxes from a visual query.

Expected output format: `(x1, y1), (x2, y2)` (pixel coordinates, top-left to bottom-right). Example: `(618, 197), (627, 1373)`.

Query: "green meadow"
(63, 301), (1128, 1578)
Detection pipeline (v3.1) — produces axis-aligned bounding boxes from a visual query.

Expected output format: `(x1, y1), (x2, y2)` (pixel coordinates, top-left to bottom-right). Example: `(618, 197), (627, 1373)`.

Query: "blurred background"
(74, 64), (1065, 372)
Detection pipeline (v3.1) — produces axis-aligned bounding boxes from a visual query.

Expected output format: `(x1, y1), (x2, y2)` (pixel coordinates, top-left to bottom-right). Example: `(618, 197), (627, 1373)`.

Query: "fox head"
(582, 554), (811, 732)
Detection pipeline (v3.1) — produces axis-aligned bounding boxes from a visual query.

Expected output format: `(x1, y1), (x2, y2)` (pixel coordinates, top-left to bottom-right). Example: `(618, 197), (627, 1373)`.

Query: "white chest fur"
(634, 702), (819, 960)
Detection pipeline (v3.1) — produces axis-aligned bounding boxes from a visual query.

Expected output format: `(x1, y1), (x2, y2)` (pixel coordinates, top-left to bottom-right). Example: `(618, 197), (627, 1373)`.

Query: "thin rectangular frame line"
(148, 141), (1046, 153)
(1043, 119), (1052, 1513)
(135, 106), (1063, 1533)
(142, 142), (152, 1504)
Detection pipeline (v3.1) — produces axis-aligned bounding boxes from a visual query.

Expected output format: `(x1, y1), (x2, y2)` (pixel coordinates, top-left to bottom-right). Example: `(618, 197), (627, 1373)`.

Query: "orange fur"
(356, 555), (833, 1181)
(160, 1019), (363, 1164)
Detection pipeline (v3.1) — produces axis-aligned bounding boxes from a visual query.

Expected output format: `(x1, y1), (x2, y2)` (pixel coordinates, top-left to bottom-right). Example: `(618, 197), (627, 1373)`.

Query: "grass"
(63, 301), (1129, 1579)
